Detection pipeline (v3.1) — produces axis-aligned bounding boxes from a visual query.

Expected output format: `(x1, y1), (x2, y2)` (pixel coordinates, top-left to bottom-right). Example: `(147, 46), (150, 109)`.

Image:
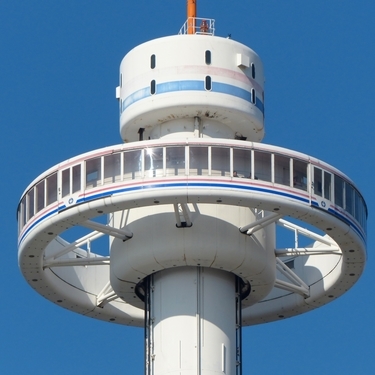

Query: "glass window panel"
(72, 164), (81, 193)
(254, 151), (271, 182)
(27, 189), (34, 220)
(189, 147), (208, 176)
(211, 147), (230, 176)
(47, 173), (57, 205)
(274, 155), (290, 186)
(17, 204), (22, 233)
(124, 150), (142, 180)
(166, 147), (185, 176)
(21, 195), (26, 228)
(324, 171), (331, 200)
(314, 167), (322, 196)
(293, 160), (307, 191)
(104, 153), (122, 184)
(355, 191), (361, 224)
(36, 180), (45, 212)
(86, 157), (101, 188)
(334, 175), (344, 208)
(62, 168), (70, 197)
(233, 148), (252, 178)
(145, 147), (163, 178)
(345, 182), (354, 215)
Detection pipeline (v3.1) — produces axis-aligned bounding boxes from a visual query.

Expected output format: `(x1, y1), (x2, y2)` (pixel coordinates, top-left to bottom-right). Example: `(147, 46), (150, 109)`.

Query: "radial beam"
(275, 247), (341, 257)
(239, 212), (282, 235)
(277, 218), (337, 246)
(174, 203), (193, 227)
(44, 230), (105, 262)
(274, 279), (309, 297)
(276, 258), (309, 292)
(81, 220), (133, 240)
(97, 281), (118, 307)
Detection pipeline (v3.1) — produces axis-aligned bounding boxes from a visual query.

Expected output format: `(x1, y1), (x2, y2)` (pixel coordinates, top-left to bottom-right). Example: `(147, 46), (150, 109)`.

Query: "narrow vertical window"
(72, 164), (81, 193)
(293, 160), (307, 191)
(251, 63), (256, 79)
(150, 54), (156, 69)
(314, 167), (322, 196)
(151, 80), (156, 95)
(205, 76), (212, 91)
(205, 50), (211, 65)
(334, 175), (344, 208)
(46, 173), (57, 205)
(324, 171), (331, 200)
(62, 168), (70, 197)
(251, 88), (256, 104)
(36, 180), (45, 212)
(27, 188), (35, 221)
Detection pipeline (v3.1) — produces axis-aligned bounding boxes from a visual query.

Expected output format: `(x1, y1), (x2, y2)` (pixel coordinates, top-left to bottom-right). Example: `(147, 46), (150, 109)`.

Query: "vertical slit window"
(205, 50), (211, 65)
(251, 63), (256, 79)
(205, 76), (212, 91)
(251, 89), (256, 104)
(150, 54), (156, 69)
(151, 80), (156, 95)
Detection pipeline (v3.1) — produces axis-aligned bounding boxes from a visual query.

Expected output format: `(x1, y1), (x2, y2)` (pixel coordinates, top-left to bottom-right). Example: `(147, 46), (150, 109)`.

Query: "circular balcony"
(17, 138), (367, 326)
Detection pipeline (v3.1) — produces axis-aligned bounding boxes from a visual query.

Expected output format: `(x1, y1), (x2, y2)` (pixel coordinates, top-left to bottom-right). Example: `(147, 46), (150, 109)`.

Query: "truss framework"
(42, 203), (341, 303)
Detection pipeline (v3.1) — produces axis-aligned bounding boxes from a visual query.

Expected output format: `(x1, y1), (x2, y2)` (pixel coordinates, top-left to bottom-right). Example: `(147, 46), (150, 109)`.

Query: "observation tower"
(17, 2), (367, 374)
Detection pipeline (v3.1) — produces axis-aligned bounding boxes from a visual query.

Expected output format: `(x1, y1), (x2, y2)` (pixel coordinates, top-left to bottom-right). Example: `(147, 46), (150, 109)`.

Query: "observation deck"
(18, 138), (367, 326)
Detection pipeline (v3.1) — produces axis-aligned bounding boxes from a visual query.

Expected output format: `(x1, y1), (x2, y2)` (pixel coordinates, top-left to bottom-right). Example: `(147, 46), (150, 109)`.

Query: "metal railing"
(178, 17), (215, 36)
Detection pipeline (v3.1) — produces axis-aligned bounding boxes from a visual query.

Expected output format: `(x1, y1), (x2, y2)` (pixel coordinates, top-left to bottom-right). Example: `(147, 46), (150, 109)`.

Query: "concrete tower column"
(145, 267), (239, 375)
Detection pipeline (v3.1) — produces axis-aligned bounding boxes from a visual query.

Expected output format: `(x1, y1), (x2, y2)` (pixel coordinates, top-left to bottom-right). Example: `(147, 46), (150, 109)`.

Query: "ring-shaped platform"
(18, 139), (367, 326)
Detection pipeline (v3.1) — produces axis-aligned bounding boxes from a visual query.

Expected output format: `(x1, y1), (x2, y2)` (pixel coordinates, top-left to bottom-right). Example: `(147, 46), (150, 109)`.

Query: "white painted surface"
(151, 267), (236, 375)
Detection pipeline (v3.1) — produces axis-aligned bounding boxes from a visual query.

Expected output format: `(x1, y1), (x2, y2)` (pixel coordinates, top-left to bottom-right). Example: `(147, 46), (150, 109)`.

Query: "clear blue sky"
(1, 1), (374, 374)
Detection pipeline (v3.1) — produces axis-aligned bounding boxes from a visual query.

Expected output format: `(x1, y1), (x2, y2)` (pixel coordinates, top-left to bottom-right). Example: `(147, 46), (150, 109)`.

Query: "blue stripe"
(19, 180), (366, 246)
(120, 80), (265, 114)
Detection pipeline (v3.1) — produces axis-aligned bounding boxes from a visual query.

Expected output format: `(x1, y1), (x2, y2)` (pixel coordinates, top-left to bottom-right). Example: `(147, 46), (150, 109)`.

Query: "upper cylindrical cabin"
(117, 33), (265, 143)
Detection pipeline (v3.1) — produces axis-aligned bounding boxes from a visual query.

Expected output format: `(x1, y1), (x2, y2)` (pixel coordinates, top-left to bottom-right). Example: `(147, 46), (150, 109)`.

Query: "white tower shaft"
(146, 267), (240, 375)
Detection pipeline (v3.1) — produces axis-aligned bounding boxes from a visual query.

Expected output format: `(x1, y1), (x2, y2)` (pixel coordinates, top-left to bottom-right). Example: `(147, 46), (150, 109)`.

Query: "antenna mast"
(187, 0), (197, 34)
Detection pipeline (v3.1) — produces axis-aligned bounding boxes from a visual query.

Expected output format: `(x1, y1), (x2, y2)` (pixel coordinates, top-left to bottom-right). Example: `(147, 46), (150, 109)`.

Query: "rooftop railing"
(178, 17), (215, 36)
